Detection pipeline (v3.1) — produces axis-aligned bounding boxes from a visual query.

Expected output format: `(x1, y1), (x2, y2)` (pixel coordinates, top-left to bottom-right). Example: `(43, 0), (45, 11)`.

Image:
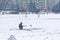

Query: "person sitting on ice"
(19, 22), (23, 30)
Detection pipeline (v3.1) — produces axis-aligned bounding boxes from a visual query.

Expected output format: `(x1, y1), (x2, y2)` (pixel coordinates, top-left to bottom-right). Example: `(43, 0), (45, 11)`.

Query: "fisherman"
(19, 22), (23, 30)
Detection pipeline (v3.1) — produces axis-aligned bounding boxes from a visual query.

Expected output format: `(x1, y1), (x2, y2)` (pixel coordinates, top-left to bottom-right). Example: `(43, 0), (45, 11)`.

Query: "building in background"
(35, 0), (47, 11)
(0, 0), (47, 12)
(23, 0), (47, 12)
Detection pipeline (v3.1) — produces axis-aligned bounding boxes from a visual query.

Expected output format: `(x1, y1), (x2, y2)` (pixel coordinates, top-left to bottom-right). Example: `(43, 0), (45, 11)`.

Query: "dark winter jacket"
(19, 23), (23, 30)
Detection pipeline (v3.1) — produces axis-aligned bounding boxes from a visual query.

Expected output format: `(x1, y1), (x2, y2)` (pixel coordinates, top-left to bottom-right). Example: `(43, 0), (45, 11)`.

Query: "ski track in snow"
(0, 13), (60, 40)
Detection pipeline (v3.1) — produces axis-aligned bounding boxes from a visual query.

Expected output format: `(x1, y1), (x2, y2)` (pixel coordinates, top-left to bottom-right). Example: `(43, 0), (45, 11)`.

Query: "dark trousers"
(19, 26), (23, 30)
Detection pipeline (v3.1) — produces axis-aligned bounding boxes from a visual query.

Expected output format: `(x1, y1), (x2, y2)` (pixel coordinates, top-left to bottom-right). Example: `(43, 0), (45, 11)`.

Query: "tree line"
(0, 0), (40, 13)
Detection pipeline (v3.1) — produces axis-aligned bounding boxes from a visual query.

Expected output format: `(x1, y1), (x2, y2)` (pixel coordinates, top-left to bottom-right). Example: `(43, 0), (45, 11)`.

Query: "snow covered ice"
(0, 13), (60, 40)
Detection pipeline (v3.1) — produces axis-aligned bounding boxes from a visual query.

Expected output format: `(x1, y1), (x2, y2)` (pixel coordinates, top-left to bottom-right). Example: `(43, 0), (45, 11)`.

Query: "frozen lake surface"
(0, 13), (60, 40)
